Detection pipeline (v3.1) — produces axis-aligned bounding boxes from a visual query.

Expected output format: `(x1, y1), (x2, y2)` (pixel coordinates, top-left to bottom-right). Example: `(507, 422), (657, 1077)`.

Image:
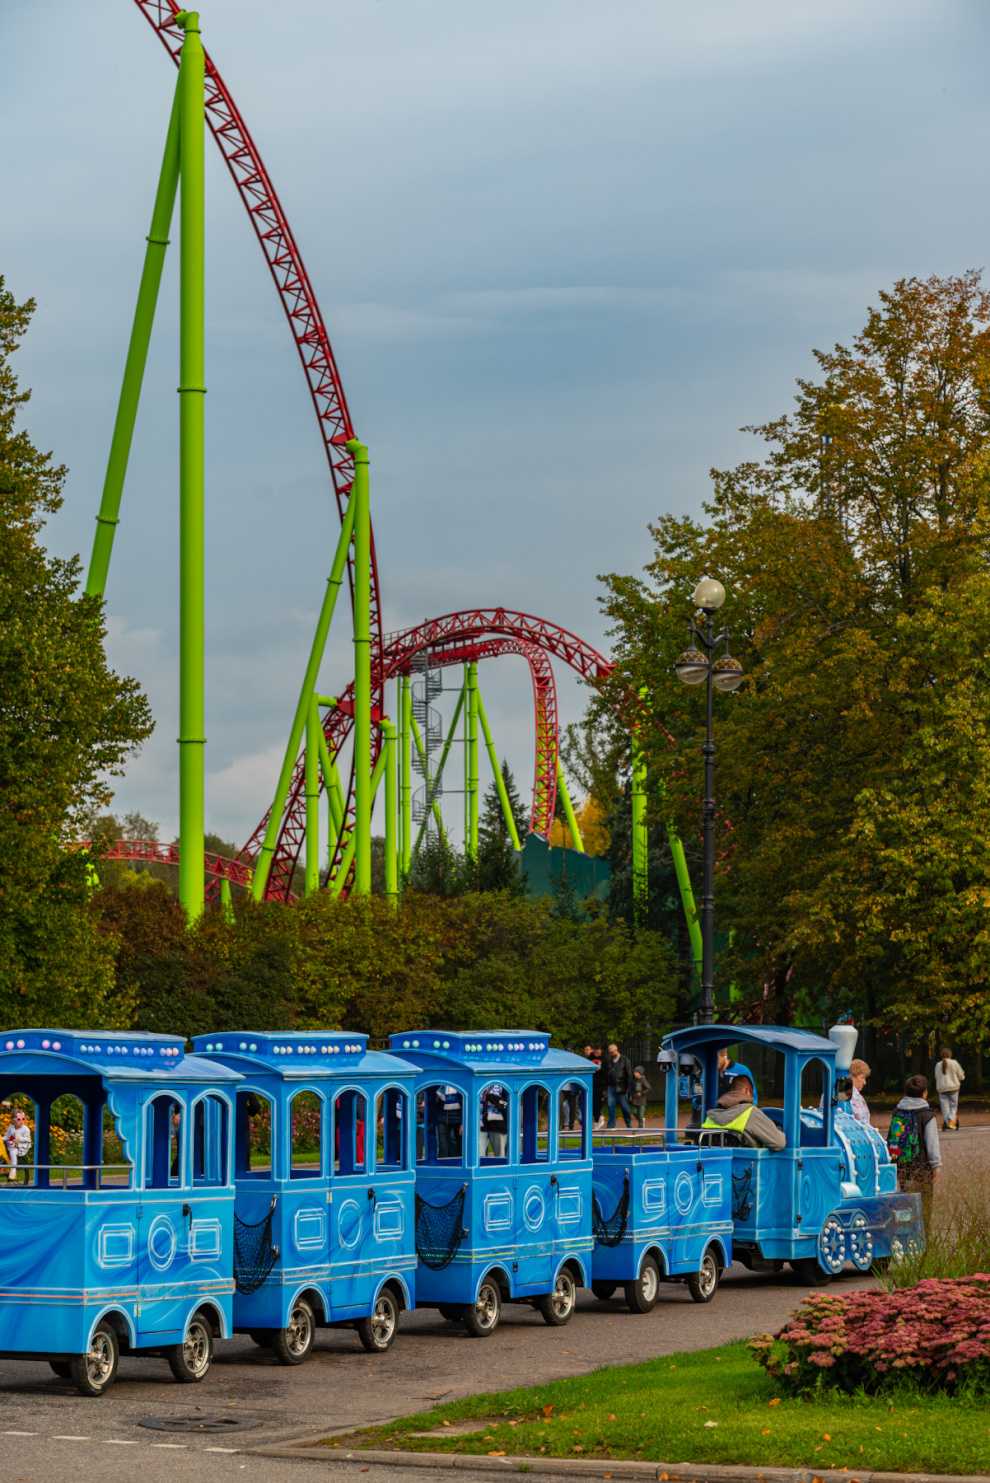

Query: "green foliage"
(0, 280), (152, 1028)
(592, 271), (990, 1035)
(91, 879), (676, 1046)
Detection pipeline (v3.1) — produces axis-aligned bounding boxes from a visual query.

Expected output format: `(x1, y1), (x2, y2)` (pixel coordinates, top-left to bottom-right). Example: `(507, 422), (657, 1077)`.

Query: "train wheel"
(791, 1257), (832, 1287)
(271, 1298), (316, 1366)
(437, 1304), (463, 1321)
(357, 1288), (399, 1353)
(624, 1256), (660, 1314)
(70, 1323), (119, 1397)
(539, 1269), (576, 1327)
(49, 1361), (71, 1379)
(687, 1248), (722, 1304)
(464, 1277), (502, 1337)
(591, 1282), (617, 1301)
(167, 1312), (214, 1383)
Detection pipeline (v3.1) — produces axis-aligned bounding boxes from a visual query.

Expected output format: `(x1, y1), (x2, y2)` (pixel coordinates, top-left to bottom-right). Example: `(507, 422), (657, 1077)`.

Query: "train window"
(417, 1084), (463, 1166)
(49, 1093), (86, 1186)
(519, 1084), (550, 1164)
(235, 1091), (272, 1177)
(557, 1082), (585, 1159)
(376, 1088), (407, 1170)
(145, 1095), (182, 1188)
(290, 1090), (323, 1179)
(334, 1090), (368, 1176)
(800, 1058), (831, 1147)
(192, 1095), (229, 1186)
(479, 1082), (509, 1164)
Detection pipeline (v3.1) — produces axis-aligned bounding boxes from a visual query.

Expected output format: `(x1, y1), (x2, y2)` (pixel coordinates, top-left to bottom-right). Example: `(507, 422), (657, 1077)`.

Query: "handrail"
(4, 1163), (133, 1190)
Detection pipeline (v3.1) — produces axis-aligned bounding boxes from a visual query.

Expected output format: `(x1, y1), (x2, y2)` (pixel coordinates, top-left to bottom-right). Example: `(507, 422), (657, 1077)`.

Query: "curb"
(243, 1446), (990, 1483)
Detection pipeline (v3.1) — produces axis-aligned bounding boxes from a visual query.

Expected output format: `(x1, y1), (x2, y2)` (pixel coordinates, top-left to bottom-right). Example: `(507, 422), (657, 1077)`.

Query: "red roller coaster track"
(127, 2), (616, 900)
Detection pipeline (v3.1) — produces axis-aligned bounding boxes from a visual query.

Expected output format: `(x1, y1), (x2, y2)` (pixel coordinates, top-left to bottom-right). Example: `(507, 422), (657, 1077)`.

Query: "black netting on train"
(234, 1199), (280, 1295)
(415, 1183), (467, 1271)
(592, 1175), (630, 1247)
(732, 1163), (754, 1221)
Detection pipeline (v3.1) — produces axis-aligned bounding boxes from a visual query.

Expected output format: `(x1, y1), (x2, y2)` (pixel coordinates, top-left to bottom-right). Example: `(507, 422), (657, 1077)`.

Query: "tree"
(479, 760), (528, 846)
(0, 280), (153, 1026)
(594, 272), (990, 1039)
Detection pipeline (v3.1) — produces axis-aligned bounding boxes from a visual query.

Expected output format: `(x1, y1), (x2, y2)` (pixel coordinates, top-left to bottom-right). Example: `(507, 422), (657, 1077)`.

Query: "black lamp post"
(673, 578), (743, 1025)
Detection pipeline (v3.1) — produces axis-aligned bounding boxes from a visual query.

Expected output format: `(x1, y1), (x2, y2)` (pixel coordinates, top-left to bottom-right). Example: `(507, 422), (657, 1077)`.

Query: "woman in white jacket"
(934, 1047), (965, 1131)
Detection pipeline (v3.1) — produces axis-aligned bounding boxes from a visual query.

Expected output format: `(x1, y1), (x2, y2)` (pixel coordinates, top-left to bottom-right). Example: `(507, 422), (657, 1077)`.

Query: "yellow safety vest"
(702, 1105), (754, 1134)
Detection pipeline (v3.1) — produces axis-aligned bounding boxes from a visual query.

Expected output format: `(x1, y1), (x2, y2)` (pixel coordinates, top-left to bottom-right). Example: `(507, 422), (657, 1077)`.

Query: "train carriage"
(589, 1133), (733, 1309)
(0, 1029), (239, 1395)
(391, 1030), (593, 1336)
(191, 1031), (418, 1359)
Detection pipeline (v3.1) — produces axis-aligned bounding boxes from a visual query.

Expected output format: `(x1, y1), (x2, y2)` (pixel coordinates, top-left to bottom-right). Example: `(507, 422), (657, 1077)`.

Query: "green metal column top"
(348, 438), (372, 895)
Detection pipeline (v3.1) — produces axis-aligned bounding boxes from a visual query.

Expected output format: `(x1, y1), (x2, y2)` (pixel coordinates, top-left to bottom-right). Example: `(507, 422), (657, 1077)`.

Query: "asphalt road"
(0, 1126), (982, 1483)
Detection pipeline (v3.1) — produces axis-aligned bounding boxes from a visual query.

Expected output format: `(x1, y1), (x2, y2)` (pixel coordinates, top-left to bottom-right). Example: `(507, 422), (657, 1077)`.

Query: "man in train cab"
(702, 1075), (785, 1150)
(688, 1048), (757, 1129)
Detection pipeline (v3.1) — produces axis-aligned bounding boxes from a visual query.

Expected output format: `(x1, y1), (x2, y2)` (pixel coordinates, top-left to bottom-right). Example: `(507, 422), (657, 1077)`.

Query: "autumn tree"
(594, 272), (990, 1043)
(0, 280), (152, 1026)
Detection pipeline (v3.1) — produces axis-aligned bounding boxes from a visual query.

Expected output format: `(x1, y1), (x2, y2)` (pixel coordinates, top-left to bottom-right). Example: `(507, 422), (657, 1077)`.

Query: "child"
(630, 1066), (651, 1129)
(4, 1109), (31, 1183)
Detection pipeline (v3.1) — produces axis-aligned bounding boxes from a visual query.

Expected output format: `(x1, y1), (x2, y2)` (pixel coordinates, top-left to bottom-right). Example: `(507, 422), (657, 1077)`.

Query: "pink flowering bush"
(750, 1276), (990, 1394)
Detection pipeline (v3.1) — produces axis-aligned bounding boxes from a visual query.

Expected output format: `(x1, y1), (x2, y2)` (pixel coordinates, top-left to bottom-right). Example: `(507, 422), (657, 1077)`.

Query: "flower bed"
(750, 1275), (990, 1394)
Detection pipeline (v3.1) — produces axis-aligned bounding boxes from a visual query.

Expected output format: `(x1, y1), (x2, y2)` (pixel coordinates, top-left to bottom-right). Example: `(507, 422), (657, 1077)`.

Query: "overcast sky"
(3, 0), (988, 849)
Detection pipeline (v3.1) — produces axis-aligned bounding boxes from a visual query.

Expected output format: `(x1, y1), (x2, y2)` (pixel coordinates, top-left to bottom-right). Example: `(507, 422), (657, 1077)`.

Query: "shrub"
(750, 1277), (990, 1394)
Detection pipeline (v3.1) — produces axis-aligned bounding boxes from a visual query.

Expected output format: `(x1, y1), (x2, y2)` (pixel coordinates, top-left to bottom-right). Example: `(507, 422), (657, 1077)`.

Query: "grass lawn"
(326, 1340), (990, 1474)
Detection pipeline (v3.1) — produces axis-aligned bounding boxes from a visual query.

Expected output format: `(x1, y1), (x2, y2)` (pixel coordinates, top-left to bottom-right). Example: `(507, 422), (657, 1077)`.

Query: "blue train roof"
(664, 1024), (837, 1057)
(190, 1030), (417, 1080)
(0, 1029), (238, 1083)
(389, 1029), (591, 1078)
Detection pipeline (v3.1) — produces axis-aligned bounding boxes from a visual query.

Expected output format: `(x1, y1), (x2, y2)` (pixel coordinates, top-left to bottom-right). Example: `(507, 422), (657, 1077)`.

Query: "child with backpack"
(886, 1074), (942, 1233)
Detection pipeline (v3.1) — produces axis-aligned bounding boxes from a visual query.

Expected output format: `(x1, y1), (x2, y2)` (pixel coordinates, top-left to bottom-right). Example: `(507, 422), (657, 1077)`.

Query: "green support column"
(219, 877), (233, 923)
(632, 746), (648, 929)
(348, 438), (372, 895)
(666, 820), (702, 979)
(556, 759), (585, 853)
(466, 661), (479, 862)
(305, 695), (320, 895)
(315, 696), (345, 845)
(87, 82), (181, 598)
(329, 741), (388, 897)
(252, 499), (356, 899)
(382, 718), (398, 905)
(176, 11), (206, 923)
(476, 685), (521, 851)
(400, 675), (412, 877)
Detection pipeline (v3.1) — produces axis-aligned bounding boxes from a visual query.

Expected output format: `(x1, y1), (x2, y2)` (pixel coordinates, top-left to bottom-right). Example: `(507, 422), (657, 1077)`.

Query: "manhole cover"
(138, 1416), (263, 1433)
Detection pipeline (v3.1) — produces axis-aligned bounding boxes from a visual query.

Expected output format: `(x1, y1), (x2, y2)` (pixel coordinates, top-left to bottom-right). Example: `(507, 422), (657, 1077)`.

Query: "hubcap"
(371, 1297), (396, 1343)
(551, 1275), (573, 1317)
(699, 1255), (717, 1296)
(87, 1332), (114, 1385)
(476, 1283), (499, 1328)
(184, 1320), (210, 1376)
(819, 1217), (846, 1273)
(641, 1264), (659, 1303)
(849, 1215), (874, 1271)
(287, 1305), (312, 1355)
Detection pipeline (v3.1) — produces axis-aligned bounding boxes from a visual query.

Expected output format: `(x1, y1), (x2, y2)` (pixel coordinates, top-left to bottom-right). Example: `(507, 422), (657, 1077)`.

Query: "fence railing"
(2, 1163), (132, 1190)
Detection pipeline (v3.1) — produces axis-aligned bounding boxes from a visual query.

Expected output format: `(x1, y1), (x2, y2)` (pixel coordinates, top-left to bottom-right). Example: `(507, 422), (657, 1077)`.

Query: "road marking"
(104, 1439), (139, 1444)
(204, 1446), (241, 1453)
(52, 1435), (91, 1441)
(151, 1443), (188, 1448)
(1, 1431), (36, 1436)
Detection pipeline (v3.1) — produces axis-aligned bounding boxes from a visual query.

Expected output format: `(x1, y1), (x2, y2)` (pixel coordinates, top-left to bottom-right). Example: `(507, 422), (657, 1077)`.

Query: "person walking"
(934, 1048), (965, 1130)
(888, 1074), (941, 1233)
(585, 1045), (606, 1129)
(605, 1043), (633, 1130)
(630, 1065), (651, 1129)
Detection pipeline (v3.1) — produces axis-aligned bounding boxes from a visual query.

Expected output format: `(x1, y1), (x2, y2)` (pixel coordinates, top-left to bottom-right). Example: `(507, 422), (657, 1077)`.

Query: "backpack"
(887, 1108), (926, 1167)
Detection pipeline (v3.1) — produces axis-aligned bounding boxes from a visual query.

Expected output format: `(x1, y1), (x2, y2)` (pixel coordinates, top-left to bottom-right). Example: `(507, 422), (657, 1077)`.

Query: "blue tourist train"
(656, 1024), (925, 1280)
(389, 1030), (593, 1335)
(190, 1031), (418, 1360)
(0, 1029), (239, 1395)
